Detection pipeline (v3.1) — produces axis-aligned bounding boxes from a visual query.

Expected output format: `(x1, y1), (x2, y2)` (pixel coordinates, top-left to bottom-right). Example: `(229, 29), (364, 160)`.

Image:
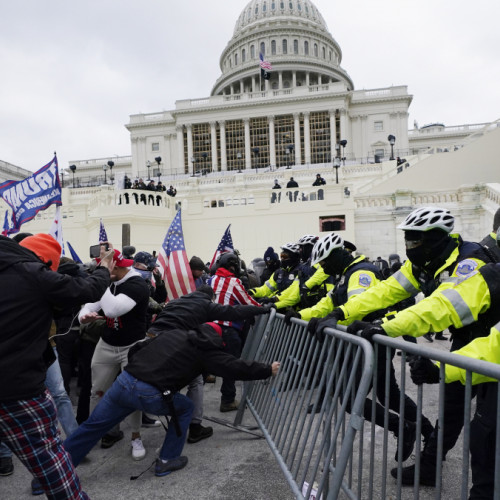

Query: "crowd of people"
(1, 204), (500, 498)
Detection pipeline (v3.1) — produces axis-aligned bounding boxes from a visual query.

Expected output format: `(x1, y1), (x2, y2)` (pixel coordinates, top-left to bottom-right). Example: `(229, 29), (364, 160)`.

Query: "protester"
(0, 234), (112, 499)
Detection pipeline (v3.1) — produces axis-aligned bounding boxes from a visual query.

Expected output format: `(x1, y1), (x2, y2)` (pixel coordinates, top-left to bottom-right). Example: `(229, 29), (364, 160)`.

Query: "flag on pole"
(49, 206), (65, 256)
(2, 210), (10, 237)
(99, 218), (108, 242)
(66, 241), (82, 263)
(157, 209), (195, 300)
(209, 224), (234, 269)
(259, 52), (272, 80)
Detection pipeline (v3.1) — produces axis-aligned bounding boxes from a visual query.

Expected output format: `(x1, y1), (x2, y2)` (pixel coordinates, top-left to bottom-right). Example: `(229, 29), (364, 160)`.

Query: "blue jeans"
(46, 347), (79, 438)
(64, 371), (193, 466)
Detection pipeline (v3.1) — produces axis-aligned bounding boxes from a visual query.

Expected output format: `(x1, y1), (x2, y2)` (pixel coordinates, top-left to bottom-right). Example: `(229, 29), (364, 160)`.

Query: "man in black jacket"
(63, 323), (280, 477)
(148, 285), (269, 443)
(0, 234), (113, 499)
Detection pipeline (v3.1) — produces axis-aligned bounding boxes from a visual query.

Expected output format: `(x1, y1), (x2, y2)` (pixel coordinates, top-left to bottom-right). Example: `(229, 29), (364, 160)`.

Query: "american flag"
(49, 206), (65, 256)
(259, 52), (272, 71)
(209, 224), (234, 269)
(99, 218), (108, 243)
(157, 209), (195, 300)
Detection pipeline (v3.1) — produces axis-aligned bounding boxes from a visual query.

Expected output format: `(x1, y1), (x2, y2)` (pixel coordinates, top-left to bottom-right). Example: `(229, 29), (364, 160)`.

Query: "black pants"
(76, 339), (97, 424)
(469, 382), (497, 499)
(55, 329), (80, 395)
(220, 326), (242, 404)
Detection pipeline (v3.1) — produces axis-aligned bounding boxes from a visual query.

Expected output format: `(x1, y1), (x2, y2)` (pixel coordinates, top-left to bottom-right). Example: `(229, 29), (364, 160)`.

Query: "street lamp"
(339, 139), (347, 166)
(252, 147), (260, 173)
(236, 151), (242, 173)
(201, 152), (208, 175)
(285, 144), (294, 169)
(69, 165), (76, 188)
(155, 156), (162, 183)
(388, 135), (396, 160)
(107, 160), (114, 185)
(102, 163), (108, 184)
(333, 157), (341, 184)
(191, 156), (197, 177)
(146, 160), (151, 180)
(60, 171), (65, 188)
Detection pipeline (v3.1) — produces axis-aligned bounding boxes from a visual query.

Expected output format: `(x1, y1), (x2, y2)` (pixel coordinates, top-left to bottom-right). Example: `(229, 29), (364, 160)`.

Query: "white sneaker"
(131, 438), (146, 461)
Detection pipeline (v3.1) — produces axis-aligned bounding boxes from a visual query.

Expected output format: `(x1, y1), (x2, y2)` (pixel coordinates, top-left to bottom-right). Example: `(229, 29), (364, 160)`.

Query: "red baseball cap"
(97, 249), (134, 268)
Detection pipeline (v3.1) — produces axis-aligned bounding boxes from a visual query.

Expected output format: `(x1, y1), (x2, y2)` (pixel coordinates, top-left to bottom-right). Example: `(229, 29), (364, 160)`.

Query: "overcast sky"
(1, 0), (499, 172)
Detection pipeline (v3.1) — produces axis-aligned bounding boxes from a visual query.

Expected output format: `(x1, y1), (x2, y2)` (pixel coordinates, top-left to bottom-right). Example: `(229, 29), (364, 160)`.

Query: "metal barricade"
(236, 312), (374, 499)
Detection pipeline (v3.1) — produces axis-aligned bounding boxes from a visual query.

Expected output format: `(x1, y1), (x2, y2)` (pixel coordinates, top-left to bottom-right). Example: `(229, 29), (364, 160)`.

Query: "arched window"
(282, 39), (288, 54)
(329, 50), (332, 61)
(322, 47), (326, 59)
(289, 1), (293, 9)
(263, 1), (267, 12)
(314, 43), (318, 56)
(250, 45), (255, 58)
(293, 39), (298, 54)
(242, 49), (246, 62)
(297, 2), (302, 11)
(280, 1), (285, 9)
(271, 1), (276, 10)
(304, 41), (309, 55)
(271, 40), (276, 55)
(260, 42), (265, 55)
(235, 53), (238, 65)
(255, 5), (259, 14)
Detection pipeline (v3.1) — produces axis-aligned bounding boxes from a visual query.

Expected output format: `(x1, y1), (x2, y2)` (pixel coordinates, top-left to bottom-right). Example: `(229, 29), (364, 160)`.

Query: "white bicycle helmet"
(311, 233), (344, 265)
(297, 234), (319, 246)
(280, 242), (300, 255)
(397, 207), (454, 233)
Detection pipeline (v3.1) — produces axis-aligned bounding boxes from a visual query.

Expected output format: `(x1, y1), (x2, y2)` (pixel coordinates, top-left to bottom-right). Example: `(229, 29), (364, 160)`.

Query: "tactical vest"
(478, 263), (500, 328)
(479, 234), (500, 264)
(298, 262), (333, 309)
(413, 240), (495, 342)
(274, 266), (300, 293)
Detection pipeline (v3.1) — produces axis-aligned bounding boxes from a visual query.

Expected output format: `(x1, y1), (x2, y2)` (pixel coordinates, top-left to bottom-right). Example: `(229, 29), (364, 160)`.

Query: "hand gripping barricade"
(214, 311), (500, 500)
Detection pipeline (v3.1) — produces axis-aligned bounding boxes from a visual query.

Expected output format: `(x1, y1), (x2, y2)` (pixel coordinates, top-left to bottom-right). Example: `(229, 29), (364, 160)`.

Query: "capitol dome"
(211, 0), (354, 96)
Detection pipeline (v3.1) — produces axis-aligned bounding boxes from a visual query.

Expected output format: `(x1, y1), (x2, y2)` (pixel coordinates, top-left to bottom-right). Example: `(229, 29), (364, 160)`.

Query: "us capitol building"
(2, 0), (500, 262)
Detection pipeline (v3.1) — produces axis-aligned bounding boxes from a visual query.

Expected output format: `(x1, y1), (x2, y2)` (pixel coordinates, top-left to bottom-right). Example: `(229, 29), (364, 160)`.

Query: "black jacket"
(148, 290), (266, 334)
(0, 236), (110, 401)
(126, 325), (272, 392)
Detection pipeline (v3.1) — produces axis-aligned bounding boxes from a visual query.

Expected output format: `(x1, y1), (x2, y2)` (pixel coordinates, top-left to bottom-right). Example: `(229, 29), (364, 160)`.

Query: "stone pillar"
(176, 125), (185, 175)
(360, 115), (368, 162)
(268, 115), (276, 169)
(304, 111), (311, 164)
(240, 80), (244, 94)
(244, 118), (251, 170)
(292, 70), (296, 88)
(131, 137), (139, 178)
(163, 134), (172, 176)
(306, 72), (310, 87)
(278, 71), (283, 90)
(329, 110), (337, 162)
(219, 120), (227, 171)
(293, 112), (301, 165)
(339, 108), (349, 159)
(210, 122), (218, 172)
(252, 76), (256, 93)
(186, 124), (194, 175)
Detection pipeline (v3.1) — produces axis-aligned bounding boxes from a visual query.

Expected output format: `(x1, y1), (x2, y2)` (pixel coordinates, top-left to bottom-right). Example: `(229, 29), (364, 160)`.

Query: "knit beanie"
(263, 246), (278, 262)
(20, 234), (61, 271)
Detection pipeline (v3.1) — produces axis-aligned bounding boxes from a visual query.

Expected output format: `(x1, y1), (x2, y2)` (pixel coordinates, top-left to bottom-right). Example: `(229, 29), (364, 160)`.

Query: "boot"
(394, 420), (416, 462)
(434, 331), (447, 340)
(307, 388), (325, 414)
(423, 333), (434, 342)
(187, 423), (213, 443)
(391, 454), (437, 486)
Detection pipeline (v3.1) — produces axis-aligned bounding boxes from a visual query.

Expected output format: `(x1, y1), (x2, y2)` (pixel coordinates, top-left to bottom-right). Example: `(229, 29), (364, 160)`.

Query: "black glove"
(284, 309), (301, 325)
(409, 357), (440, 385)
(258, 296), (278, 305)
(307, 318), (320, 337)
(257, 305), (272, 313)
(347, 320), (385, 341)
(311, 309), (346, 342)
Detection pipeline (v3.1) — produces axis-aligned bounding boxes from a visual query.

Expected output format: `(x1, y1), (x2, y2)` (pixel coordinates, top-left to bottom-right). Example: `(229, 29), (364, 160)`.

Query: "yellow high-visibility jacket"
(250, 265), (300, 299)
(339, 235), (491, 338)
(299, 255), (380, 322)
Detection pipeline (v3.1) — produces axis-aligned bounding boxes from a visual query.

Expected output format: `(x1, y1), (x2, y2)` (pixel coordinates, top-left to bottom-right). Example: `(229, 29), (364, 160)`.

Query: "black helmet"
(218, 252), (241, 275)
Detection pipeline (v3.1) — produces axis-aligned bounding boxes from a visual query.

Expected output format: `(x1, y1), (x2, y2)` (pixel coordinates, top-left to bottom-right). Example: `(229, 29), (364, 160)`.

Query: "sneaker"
(154, 456), (188, 477)
(31, 478), (44, 496)
(390, 457), (437, 486)
(220, 400), (239, 412)
(423, 333), (434, 343)
(0, 457), (13, 476)
(187, 424), (213, 444)
(394, 421), (416, 462)
(101, 430), (124, 449)
(131, 438), (146, 461)
(141, 415), (161, 428)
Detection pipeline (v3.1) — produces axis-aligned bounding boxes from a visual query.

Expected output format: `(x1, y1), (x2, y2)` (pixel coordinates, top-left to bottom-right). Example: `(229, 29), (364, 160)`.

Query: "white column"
(176, 126), (185, 175)
(339, 108), (349, 158)
(360, 115), (368, 161)
(292, 71), (297, 88)
(278, 71), (283, 90)
(293, 112), (301, 165)
(131, 137), (139, 178)
(186, 124), (194, 175)
(244, 118), (251, 170)
(219, 120), (227, 171)
(163, 134), (172, 176)
(240, 80), (244, 94)
(210, 122), (218, 172)
(306, 72), (310, 87)
(268, 115), (276, 169)
(252, 76), (256, 92)
(304, 111), (311, 164)
(329, 110), (337, 161)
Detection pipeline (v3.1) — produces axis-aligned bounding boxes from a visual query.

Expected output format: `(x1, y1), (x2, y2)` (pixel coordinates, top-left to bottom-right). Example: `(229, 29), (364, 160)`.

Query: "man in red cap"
(78, 244), (151, 461)
(0, 233), (113, 499)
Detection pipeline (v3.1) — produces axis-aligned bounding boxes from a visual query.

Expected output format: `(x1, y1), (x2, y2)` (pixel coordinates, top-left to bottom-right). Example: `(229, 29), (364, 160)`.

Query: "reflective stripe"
(347, 288), (365, 298)
(441, 288), (475, 325)
(442, 277), (459, 285)
(265, 281), (276, 292)
(392, 270), (419, 295)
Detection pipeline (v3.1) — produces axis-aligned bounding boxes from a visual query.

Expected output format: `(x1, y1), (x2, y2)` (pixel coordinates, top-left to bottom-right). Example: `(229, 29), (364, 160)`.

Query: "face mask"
(136, 268), (152, 281)
(406, 246), (429, 267)
(321, 249), (350, 277)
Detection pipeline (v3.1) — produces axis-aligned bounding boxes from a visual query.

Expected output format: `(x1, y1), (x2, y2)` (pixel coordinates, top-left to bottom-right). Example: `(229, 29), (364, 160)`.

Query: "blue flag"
(0, 156), (61, 233)
(66, 241), (82, 263)
(2, 210), (9, 237)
